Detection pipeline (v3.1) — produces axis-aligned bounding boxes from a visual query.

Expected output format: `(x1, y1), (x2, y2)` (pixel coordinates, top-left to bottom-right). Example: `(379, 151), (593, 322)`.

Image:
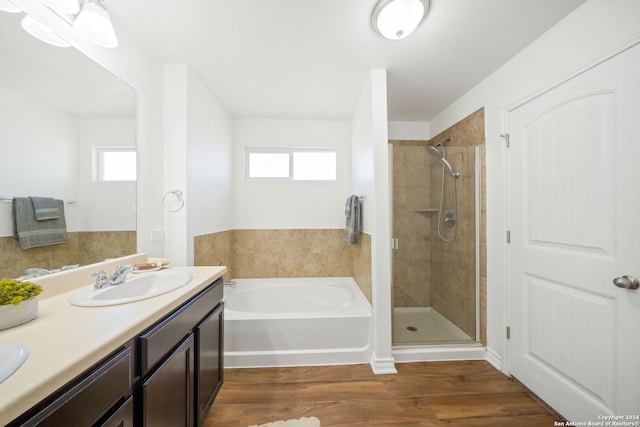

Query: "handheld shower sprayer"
(425, 136), (459, 242)
(425, 144), (459, 179)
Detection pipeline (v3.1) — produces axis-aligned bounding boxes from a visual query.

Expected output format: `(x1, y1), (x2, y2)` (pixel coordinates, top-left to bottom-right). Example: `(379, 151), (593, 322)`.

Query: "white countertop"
(0, 256), (226, 425)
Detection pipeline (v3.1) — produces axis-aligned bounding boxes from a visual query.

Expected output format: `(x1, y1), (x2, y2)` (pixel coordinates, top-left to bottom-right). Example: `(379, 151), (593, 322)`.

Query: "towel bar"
(0, 197), (77, 204)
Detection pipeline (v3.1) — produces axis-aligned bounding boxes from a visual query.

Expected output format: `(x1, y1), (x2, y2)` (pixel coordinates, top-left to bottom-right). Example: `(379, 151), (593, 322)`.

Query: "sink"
(0, 342), (28, 384)
(69, 269), (193, 307)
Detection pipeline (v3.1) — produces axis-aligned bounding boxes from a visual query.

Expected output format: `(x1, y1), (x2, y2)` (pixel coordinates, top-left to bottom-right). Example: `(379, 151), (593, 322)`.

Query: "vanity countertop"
(0, 260), (226, 425)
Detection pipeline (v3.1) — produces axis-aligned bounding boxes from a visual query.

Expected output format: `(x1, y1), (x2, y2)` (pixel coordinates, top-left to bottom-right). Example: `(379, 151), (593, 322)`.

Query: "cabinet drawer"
(23, 346), (132, 427)
(98, 396), (133, 427)
(139, 278), (222, 375)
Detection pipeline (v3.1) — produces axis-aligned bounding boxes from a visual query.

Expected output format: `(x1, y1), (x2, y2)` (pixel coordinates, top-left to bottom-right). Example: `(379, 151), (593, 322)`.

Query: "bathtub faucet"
(224, 280), (237, 288)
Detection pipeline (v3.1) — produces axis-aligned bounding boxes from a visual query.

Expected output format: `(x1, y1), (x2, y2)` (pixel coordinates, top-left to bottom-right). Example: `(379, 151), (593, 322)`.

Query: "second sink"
(69, 269), (193, 307)
(0, 343), (28, 384)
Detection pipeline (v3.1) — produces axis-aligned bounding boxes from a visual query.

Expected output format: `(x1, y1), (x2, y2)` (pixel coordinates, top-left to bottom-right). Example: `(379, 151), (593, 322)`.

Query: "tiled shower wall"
(390, 107), (486, 342)
(391, 142), (432, 307)
(194, 229), (372, 303)
(0, 231), (136, 279)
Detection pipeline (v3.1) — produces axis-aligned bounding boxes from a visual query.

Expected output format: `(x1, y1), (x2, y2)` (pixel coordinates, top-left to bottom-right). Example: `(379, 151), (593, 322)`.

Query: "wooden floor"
(203, 361), (560, 426)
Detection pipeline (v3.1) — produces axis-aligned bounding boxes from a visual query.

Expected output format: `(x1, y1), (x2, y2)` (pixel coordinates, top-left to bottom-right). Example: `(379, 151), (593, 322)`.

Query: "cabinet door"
(99, 396), (134, 427)
(142, 334), (194, 427)
(195, 302), (224, 425)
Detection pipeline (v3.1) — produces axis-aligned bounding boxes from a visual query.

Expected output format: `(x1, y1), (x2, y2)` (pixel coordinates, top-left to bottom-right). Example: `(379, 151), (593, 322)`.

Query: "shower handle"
(613, 275), (640, 290)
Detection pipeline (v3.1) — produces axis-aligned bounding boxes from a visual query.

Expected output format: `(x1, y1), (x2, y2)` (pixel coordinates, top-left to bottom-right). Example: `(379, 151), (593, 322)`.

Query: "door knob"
(613, 275), (640, 290)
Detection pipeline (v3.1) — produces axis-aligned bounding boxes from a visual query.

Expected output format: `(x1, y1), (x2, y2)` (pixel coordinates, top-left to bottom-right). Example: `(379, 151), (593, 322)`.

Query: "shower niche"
(390, 108), (485, 346)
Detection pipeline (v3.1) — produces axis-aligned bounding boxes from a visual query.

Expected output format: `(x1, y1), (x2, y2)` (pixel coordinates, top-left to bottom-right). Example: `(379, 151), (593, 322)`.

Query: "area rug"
(248, 417), (321, 427)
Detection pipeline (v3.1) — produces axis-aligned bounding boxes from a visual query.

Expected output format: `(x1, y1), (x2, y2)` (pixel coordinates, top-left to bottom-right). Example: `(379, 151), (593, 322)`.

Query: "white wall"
(162, 65), (234, 265)
(232, 118), (352, 230)
(0, 86), (77, 235)
(186, 68), (233, 264)
(162, 65), (189, 266)
(427, 0), (640, 371)
(352, 69), (396, 374)
(76, 118), (136, 232)
(387, 121), (430, 140)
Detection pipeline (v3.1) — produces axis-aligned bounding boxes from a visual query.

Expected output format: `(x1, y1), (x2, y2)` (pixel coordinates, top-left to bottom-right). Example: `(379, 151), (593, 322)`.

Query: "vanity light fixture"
(21, 14), (72, 48)
(0, 0), (20, 13)
(73, 0), (118, 48)
(40, 0), (79, 15)
(371, 0), (429, 40)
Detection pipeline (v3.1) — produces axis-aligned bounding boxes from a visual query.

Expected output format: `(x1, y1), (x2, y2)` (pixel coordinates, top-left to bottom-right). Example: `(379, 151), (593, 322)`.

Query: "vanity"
(0, 255), (225, 426)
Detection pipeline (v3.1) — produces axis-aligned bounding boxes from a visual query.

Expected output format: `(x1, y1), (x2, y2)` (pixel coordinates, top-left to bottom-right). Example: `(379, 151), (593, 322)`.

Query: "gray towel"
(343, 195), (362, 245)
(13, 197), (68, 249)
(31, 196), (60, 220)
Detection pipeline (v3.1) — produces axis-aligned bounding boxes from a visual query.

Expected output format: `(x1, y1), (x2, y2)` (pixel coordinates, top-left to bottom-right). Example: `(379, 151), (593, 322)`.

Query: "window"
(94, 147), (137, 181)
(246, 148), (337, 181)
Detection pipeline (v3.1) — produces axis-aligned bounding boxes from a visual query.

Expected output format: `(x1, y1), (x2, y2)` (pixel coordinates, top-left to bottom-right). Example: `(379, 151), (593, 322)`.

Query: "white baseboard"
(369, 352), (398, 374)
(485, 346), (503, 372)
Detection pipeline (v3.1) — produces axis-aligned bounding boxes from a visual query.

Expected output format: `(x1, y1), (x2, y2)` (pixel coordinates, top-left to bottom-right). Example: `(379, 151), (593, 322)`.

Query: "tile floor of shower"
(393, 307), (474, 345)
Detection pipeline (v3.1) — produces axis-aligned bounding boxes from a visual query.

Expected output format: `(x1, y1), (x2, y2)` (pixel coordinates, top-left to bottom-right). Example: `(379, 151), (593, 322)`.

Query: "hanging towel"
(343, 195), (362, 245)
(13, 197), (68, 249)
(31, 196), (60, 220)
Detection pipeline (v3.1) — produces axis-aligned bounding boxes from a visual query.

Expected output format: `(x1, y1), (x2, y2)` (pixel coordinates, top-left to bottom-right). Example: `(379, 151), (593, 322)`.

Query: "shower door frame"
(390, 141), (482, 347)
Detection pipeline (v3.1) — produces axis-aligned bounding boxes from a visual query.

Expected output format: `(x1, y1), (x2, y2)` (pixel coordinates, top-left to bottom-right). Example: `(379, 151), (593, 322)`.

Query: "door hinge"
(391, 237), (399, 250)
(506, 230), (511, 244)
(500, 133), (510, 148)
(506, 326), (511, 340)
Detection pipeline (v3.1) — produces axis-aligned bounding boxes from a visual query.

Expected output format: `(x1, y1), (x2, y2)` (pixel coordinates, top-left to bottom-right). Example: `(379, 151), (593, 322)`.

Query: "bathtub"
(223, 277), (372, 368)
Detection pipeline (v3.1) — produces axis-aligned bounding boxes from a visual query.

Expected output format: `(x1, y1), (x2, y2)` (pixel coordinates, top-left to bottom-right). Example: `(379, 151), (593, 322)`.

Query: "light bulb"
(73, 0), (118, 48)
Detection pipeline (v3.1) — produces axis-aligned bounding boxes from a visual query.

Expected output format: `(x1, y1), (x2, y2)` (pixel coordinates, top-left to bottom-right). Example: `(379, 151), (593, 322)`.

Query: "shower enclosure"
(391, 137), (483, 346)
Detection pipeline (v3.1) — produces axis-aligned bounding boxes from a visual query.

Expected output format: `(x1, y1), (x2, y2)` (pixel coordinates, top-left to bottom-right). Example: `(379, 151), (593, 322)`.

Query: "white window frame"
(245, 147), (338, 181)
(93, 147), (137, 182)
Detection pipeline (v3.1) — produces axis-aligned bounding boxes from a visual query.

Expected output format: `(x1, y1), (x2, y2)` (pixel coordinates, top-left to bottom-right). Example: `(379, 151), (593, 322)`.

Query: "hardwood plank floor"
(203, 361), (560, 427)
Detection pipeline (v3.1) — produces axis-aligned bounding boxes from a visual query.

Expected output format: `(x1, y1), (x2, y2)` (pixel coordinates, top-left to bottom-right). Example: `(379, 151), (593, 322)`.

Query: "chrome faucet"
(89, 264), (134, 289)
(25, 267), (52, 277)
(111, 264), (134, 285)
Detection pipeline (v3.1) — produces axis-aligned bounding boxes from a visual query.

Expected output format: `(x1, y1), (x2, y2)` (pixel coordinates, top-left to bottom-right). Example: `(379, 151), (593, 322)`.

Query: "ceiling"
(108, 0), (587, 121)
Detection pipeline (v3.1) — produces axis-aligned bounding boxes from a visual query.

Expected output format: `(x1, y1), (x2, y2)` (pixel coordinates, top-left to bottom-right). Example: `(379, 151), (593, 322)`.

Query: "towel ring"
(162, 189), (184, 212)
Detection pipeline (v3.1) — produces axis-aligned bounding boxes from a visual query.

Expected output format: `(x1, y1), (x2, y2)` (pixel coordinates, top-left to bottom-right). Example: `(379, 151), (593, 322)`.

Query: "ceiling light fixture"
(0, 0), (20, 13)
(40, 0), (79, 15)
(372, 0), (429, 40)
(21, 14), (72, 47)
(73, 0), (118, 48)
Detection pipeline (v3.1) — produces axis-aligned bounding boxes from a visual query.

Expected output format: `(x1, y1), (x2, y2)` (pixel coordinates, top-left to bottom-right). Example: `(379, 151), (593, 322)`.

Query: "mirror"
(0, 11), (137, 279)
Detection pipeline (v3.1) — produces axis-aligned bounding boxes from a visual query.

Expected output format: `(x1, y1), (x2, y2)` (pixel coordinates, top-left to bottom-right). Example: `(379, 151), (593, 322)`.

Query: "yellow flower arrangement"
(0, 279), (43, 306)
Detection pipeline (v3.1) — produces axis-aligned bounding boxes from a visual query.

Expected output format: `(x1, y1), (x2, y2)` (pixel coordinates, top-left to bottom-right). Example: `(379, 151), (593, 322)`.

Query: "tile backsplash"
(0, 231), (136, 279)
(195, 229), (372, 303)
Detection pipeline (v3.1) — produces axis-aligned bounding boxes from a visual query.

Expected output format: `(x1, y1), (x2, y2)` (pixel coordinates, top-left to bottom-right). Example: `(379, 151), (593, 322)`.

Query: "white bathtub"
(223, 277), (372, 368)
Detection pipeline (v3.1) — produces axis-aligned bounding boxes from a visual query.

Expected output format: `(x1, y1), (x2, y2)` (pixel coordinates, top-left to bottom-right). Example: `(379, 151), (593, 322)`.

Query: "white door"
(507, 42), (640, 420)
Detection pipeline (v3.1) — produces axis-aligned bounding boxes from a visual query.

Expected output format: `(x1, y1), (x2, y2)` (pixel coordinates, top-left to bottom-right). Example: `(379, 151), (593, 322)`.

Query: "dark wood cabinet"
(141, 334), (195, 427)
(8, 346), (133, 427)
(9, 277), (224, 427)
(195, 302), (224, 426)
(138, 278), (223, 426)
(99, 396), (134, 427)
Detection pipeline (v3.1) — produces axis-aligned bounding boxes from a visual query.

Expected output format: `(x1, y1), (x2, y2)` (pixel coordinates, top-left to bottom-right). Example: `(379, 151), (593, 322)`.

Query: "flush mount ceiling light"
(40, 0), (79, 15)
(0, 0), (20, 13)
(372, 0), (429, 40)
(73, 0), (118, 48)
(21, 14), (72, 47)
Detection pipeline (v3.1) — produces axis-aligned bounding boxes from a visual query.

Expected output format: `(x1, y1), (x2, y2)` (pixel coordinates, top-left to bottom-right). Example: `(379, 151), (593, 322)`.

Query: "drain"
(406, 326), (418, 332)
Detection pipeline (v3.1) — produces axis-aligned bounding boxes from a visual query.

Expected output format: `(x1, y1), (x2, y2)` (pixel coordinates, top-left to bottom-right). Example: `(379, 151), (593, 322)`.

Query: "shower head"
(424, 145), (460, 179)
(425, 145), (443, 160)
